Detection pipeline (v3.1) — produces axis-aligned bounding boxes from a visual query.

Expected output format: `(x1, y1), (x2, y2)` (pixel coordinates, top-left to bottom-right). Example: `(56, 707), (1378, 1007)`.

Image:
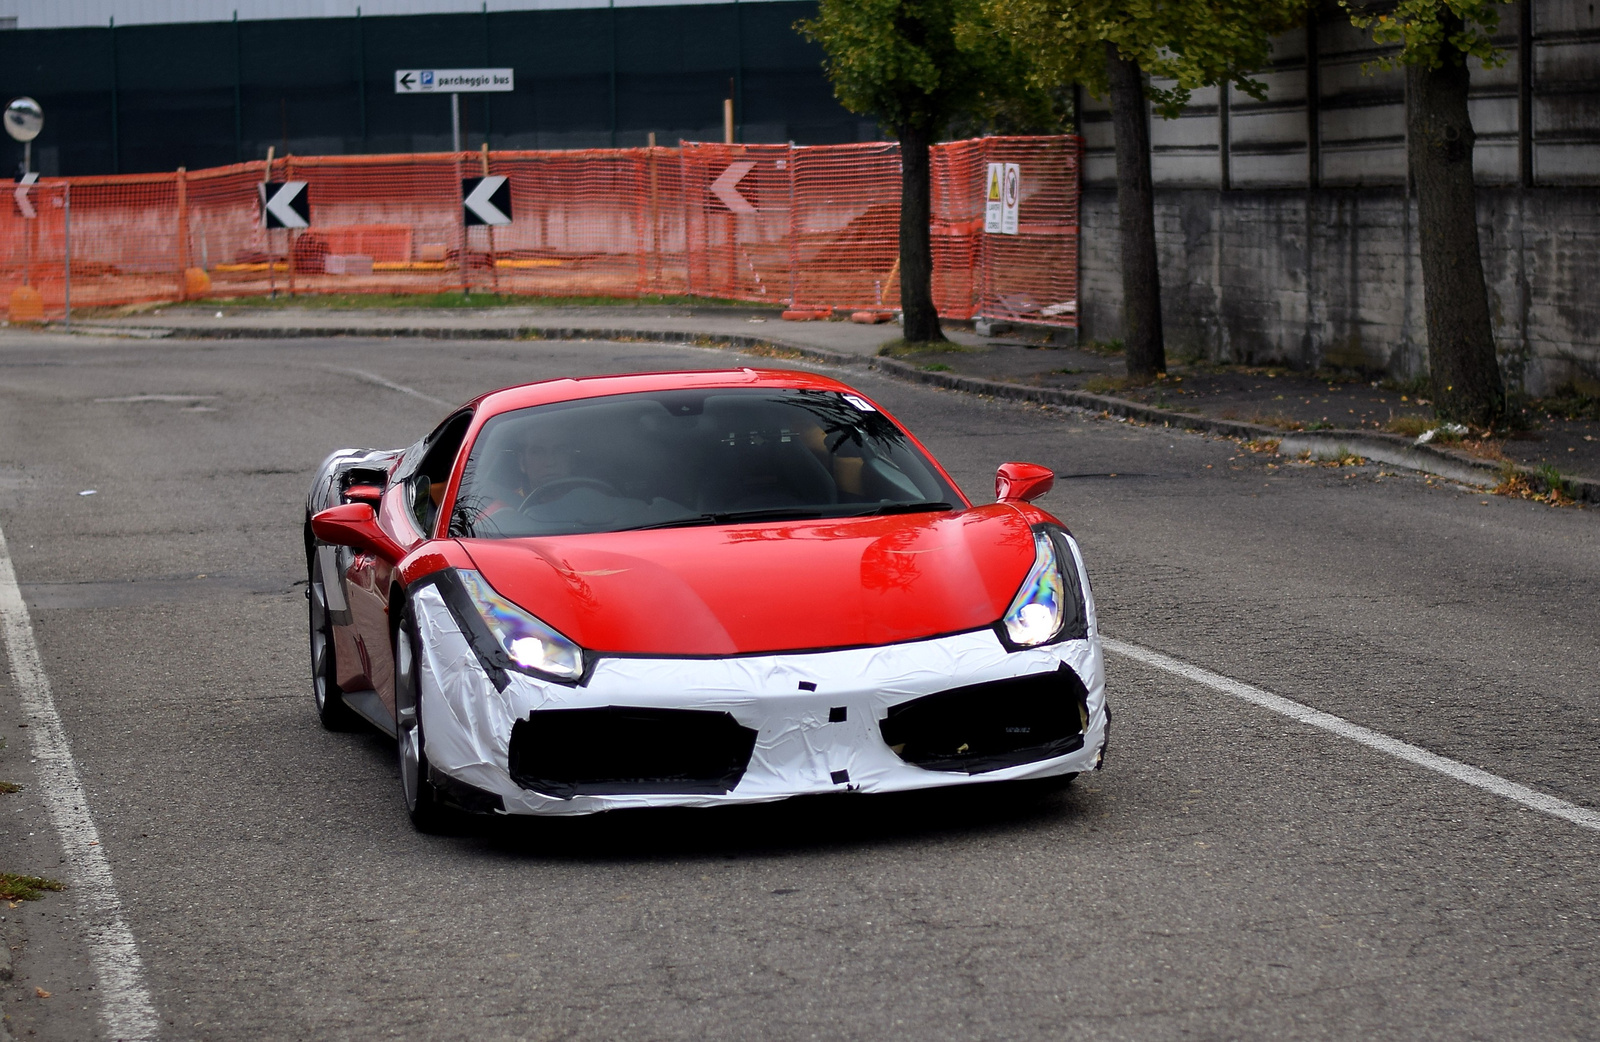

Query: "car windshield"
(449, 387), (961, 538)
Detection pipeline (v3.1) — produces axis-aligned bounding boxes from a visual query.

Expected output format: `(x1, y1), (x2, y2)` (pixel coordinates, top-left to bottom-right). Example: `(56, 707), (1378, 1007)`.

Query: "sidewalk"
(40, 301), (1600, 503)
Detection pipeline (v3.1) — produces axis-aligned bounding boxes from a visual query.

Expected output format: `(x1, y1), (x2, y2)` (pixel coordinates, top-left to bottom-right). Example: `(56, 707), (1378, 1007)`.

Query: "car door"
(342, 410), (475, 716)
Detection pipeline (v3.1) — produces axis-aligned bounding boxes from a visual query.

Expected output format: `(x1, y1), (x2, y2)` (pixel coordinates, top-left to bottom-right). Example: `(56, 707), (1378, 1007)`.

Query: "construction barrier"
(0, 135), (1080, 327)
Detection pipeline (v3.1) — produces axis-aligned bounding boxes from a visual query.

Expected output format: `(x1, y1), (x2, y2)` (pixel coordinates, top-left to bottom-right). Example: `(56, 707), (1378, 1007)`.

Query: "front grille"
(880, 663), (1088, 774)
(507, 706), (759, 799)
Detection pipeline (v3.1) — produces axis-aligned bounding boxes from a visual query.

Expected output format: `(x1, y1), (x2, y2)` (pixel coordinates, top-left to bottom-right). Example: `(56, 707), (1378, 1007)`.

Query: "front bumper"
(412, 584), (1107, 816)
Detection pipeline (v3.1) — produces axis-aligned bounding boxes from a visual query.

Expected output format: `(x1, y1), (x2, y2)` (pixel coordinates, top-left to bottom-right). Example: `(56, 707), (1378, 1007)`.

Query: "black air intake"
(508, 706), (758, 799)
(880, 663), (1088, 773)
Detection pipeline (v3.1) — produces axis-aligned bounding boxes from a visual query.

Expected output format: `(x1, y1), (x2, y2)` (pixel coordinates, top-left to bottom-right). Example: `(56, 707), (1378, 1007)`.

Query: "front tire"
(308, 533), (359, 731)
(394, 603), (457, 834)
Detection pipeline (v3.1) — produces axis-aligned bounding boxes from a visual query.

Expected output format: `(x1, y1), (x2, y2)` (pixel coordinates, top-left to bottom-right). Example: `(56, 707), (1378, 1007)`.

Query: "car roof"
(467, 368), (861, 421)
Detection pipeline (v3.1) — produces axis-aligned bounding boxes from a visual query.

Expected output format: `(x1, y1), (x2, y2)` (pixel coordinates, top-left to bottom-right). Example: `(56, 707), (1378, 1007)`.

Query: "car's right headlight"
(457, 570), (584, 681)
(430, 568), (586, 686)
(998, 528), (1087, 649)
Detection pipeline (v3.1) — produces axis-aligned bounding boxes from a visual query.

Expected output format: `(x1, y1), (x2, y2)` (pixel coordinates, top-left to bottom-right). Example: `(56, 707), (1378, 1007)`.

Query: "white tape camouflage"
(413, 535), (1105, 815)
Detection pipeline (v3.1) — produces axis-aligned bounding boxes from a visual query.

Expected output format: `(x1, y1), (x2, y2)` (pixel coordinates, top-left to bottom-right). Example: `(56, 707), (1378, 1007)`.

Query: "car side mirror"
(343, 484), (384, 505)
(311, 502), (408, 563)
(996, 462), (1054, 503)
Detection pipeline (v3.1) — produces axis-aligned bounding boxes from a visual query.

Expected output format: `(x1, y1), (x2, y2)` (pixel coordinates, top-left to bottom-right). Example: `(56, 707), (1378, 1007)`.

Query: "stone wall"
(1078, 186), (1600, 394)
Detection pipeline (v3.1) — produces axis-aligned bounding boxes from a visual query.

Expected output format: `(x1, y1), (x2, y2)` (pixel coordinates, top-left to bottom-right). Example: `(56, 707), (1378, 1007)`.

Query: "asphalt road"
(0, 332), (1596, 1042)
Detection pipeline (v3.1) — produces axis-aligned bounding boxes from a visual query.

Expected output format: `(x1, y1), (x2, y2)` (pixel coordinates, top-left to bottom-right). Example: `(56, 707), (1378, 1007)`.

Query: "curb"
(72, 320), (1599, 504)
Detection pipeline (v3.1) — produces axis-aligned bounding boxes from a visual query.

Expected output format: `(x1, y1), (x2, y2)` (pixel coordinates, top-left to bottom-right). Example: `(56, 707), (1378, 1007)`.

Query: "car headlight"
(999, 529), (1087, 649)
(457, 569), (584, 681)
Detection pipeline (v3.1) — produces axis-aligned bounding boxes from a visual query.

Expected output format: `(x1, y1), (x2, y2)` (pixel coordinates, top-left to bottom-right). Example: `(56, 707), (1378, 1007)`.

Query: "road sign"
(260, 180), (309, 229)
(462, 175), (512, 225)
(395, 69), (514, 94)
(1001, 163), (1020, 234)
(13, 171), (36, 219)
(709, 161), (757, 214)
(5, 97), (42, 143)
(984, 162), (1020, 235)
(984, 163), (1003, 233)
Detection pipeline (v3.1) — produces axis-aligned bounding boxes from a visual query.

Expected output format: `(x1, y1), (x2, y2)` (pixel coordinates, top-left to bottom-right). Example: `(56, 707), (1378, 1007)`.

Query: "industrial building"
(0, 0), (866, 175)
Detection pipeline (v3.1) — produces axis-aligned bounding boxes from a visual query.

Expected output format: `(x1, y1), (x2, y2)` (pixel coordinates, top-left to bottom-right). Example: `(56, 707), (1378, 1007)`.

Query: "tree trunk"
(1407, 25), (1503, 428)
(1105, 42), (1164, 379)
(897, 119), (946, 343)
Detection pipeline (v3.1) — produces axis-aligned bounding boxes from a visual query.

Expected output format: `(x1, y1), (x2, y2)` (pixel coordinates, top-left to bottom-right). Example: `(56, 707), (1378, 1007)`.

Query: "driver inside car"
(515, 432), (578, 503)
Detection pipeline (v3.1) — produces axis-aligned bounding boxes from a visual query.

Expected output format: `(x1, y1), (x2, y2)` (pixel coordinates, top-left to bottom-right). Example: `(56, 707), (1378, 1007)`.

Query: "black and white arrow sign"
(260, 180), (310, 229)
(13, 171), (37, 219)
(462, 175), (512, 226)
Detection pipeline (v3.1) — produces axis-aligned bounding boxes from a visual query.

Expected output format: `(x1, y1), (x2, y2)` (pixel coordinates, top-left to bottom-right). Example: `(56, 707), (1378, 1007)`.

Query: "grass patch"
(876, 339), (975, 358)
(1248, 412), (1306, 431)
(0, 781), (20, 794)
(1304, 420), (1336, 431)
(921, 362), (953, 372)
(1080, 338), (1125, 356)
(1384, 414), (1435, 438)
(1082, 374), (1131, 395)
(1381, 374), (1432, 397)
(164, 292), (758, 312)
(0, 873), (64, 902)
(1314, 449), (1367, 467)
(1532, 384), (1600, 421)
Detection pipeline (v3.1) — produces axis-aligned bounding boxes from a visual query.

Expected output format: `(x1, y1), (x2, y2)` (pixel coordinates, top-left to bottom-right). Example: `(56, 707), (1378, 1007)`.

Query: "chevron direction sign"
(462, 175), (512, 226)
(260, 180), (309, 229)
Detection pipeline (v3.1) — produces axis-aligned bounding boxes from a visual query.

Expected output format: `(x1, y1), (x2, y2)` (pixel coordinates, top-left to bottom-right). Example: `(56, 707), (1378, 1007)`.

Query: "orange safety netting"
(0, 136), (1080, 327)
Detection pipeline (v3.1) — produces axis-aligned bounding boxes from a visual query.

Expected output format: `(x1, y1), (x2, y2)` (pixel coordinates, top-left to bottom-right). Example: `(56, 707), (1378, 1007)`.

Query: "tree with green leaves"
(1343, 0), (1507, 428)
(988, 0), (1308, 380)
(799, 0), (1045, 343)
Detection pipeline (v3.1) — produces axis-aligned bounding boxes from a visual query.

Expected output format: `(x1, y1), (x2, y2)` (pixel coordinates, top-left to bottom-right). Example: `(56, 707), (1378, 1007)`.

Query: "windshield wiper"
(853, 501), (953, 516)
(618, 502), (954, 532)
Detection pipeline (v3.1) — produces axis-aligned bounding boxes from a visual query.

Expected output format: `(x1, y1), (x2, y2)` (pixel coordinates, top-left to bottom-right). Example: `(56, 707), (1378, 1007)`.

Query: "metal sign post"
(62, 183), (70, 329)
(394, 69), (514, 152)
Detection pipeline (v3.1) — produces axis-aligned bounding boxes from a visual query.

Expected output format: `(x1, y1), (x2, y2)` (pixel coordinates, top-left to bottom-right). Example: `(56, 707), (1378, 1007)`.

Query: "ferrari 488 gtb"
(307, 368), (1107, 830)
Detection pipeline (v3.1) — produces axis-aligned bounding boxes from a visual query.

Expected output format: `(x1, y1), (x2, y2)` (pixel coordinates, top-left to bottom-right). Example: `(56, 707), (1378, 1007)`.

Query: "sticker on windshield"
(842, 394), (877, 412)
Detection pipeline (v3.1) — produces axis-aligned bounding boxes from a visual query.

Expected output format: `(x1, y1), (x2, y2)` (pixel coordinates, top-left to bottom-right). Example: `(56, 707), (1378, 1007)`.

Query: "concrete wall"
(1075, 0), (1600, 393)
(1078, 186), (1600, 394)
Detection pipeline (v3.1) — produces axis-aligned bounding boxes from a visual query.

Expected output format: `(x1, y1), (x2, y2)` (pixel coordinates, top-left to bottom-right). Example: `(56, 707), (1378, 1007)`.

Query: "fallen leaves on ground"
(1493, 469), (1575, 506)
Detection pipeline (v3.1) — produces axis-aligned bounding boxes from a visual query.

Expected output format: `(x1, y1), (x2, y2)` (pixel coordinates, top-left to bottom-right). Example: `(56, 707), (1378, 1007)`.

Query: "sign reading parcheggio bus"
(395, 69), (514, 94)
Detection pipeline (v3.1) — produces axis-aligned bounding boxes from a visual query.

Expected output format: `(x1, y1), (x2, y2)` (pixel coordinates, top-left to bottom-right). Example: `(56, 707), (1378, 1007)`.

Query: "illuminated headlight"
(999, 530), (1087, 649)
(457, 569), (584, 681)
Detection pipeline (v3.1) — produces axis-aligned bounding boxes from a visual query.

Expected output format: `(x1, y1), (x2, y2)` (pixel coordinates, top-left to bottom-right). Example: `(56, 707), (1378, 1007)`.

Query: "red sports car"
(306, 368), (1107, 830)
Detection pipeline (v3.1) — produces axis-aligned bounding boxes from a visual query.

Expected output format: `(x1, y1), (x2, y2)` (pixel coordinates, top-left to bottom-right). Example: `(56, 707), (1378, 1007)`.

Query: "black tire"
(308, 533), (360, 731)
(393, 603), (458, 834)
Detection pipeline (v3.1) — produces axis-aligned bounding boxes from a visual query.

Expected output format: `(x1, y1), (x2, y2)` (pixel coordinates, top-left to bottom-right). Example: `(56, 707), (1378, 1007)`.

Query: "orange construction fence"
(0, 136), (1080, 327)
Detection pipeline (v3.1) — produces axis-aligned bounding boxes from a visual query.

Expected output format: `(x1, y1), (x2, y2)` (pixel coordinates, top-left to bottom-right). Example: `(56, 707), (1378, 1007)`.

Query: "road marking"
(1104, 637), (1600, 834)
(0, 523), (161, 1040)
(319, 364), (454, 408)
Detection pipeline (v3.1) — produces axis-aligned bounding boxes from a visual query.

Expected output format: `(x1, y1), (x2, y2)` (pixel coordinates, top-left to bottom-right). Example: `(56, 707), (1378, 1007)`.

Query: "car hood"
(457, 505), (1040, 656)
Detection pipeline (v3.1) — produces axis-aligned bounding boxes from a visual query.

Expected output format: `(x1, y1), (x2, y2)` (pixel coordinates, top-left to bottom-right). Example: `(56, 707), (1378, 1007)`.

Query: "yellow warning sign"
(987, 166), (1002, 201)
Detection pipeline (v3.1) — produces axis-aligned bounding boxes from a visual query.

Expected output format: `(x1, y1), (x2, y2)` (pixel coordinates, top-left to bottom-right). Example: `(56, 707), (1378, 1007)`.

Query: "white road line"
(1104, 636), (1600, 834)
(0, 522), (161, 1041)
(319, 364), (453, 408)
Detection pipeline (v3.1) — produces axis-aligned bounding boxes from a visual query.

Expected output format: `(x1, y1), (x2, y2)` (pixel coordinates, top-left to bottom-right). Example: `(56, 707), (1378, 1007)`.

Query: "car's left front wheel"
(308, 533), (359, 731)
(394, 603), (457, 834)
